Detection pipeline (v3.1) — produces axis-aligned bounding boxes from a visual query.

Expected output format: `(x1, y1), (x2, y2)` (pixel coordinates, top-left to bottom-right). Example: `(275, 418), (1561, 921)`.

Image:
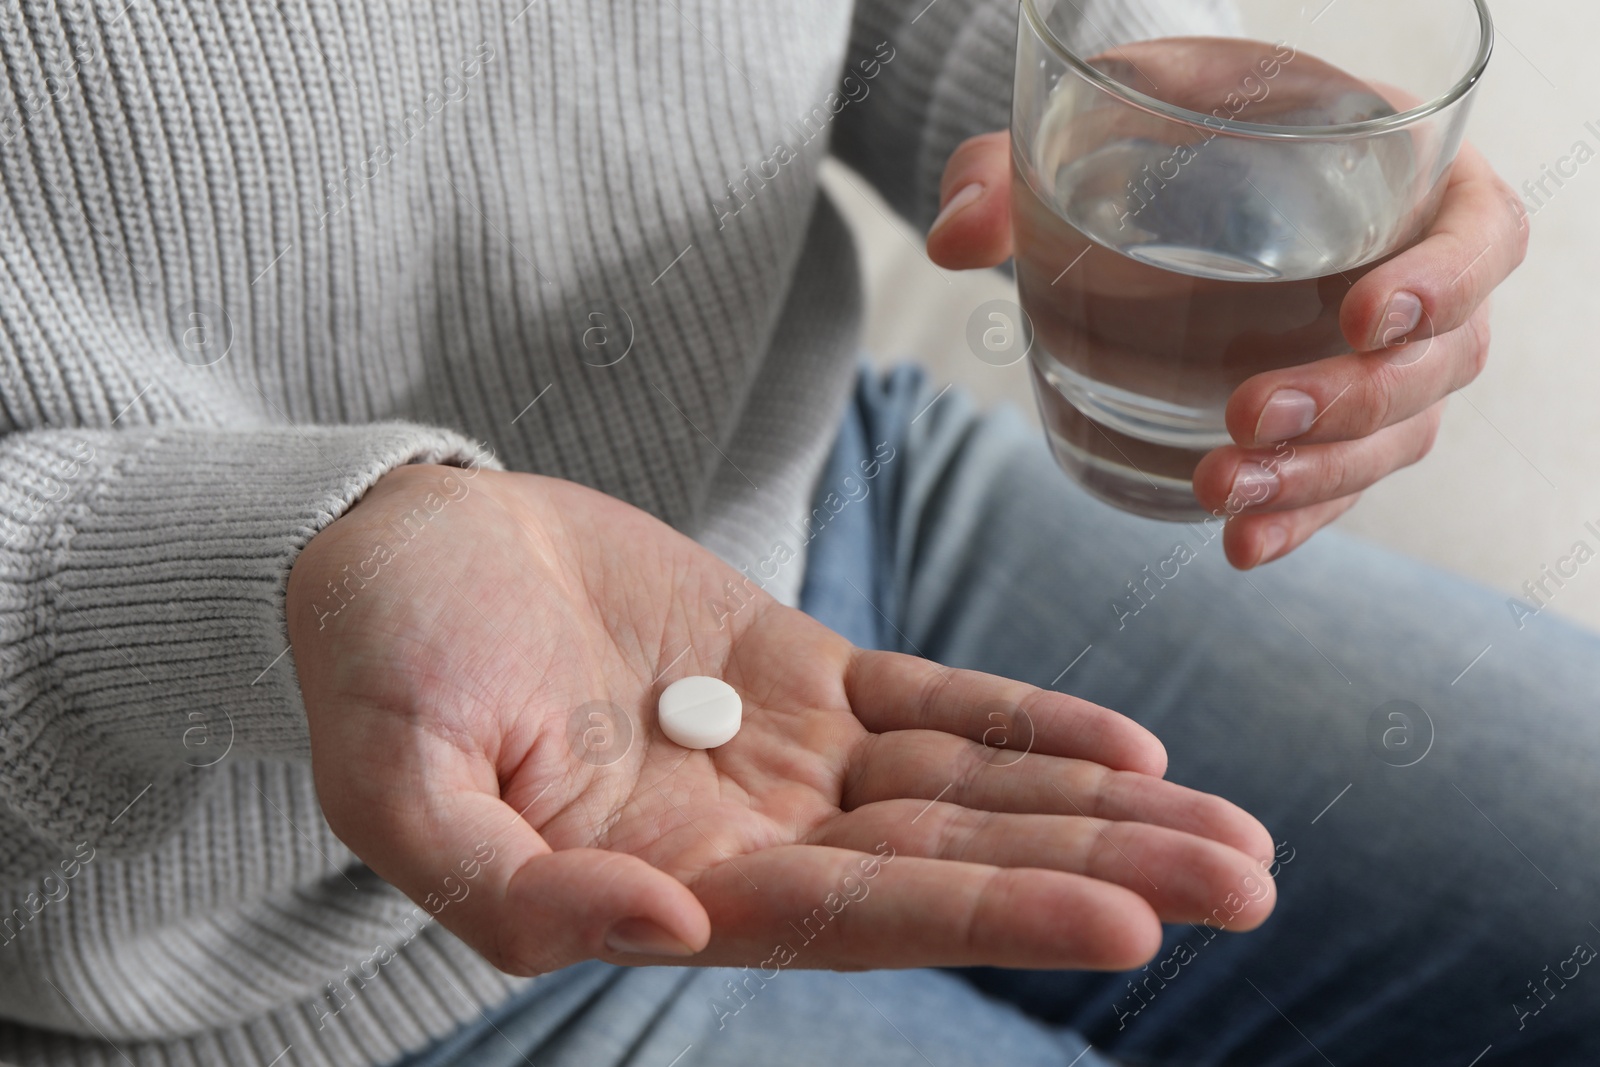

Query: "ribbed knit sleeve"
(0, 423), (495, 863)
(834, 0), (1241, 230)
(0, 0), (1185, 1060)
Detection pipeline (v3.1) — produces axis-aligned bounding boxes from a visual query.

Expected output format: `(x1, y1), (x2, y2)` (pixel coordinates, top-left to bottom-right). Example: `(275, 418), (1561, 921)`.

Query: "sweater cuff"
(912, 0), (1016, 232)
(1, 423), (498, 853)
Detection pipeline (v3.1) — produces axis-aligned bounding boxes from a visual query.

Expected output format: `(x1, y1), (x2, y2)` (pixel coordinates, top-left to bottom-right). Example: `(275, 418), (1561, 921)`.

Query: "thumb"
(322, 750), (711, 976)
(927, 130), (1014, 269)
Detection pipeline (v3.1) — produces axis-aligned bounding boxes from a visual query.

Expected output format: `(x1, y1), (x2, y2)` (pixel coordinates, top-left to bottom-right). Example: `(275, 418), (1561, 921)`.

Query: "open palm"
(289, 464), (1277, 977)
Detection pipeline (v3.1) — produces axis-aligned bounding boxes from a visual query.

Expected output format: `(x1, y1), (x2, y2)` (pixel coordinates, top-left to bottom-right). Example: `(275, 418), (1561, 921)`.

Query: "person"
(0, 0), (1592, 1065)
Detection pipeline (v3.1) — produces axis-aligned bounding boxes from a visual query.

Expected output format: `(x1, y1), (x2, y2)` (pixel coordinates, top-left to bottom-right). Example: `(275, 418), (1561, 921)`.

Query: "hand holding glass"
(1011, 0), (1493, 520)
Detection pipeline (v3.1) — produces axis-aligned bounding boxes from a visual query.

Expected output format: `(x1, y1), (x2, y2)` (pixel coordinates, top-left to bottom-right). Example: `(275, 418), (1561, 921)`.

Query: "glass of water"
(1012, 0), (1493, 521)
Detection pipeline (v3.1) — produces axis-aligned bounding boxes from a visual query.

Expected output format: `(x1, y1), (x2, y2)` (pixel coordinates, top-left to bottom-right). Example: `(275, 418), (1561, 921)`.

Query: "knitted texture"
(0, 0), (1229, 1063)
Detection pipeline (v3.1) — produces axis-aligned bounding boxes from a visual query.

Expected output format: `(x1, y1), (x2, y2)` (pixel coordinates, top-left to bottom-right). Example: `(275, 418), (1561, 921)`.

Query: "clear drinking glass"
(1012, 0), (1493, 521)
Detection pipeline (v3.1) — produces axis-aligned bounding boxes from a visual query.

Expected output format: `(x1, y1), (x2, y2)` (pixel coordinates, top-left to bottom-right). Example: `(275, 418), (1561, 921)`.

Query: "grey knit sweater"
(0, 1), (1226, 1064)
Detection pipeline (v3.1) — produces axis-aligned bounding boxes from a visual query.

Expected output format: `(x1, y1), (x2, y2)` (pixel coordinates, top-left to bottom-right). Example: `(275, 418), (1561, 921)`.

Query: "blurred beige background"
(823, 0), (1600, 632)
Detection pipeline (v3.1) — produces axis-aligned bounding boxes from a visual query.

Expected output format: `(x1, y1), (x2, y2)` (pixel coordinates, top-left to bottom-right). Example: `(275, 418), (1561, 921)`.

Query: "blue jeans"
(395, 365), (1600, 1066)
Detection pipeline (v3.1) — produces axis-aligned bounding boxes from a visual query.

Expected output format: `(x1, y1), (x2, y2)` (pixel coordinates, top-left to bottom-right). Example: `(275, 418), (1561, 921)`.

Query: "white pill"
(657, 676), (742, 750)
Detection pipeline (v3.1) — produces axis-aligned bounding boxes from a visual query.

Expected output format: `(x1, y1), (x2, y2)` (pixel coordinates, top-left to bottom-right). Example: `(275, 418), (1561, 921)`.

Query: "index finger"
(1341, 142), (1528, 352)
(926, 130), (1014, 269)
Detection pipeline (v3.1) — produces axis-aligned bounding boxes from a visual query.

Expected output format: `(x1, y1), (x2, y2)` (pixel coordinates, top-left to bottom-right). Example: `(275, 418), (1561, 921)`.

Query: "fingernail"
(1253, 390), (1318, 444)
(929, 182), (984, 236)
(604, 918), (697, 957)
(1373, 291), (1423, 349)
(1228, 466), (1279, 511)
(1256, 524), (1289, 566)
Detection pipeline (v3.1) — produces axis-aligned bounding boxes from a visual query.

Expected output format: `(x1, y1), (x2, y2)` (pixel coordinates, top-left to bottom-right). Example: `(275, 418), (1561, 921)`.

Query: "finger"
(1227, 306), (1489, 447)
(926, 130), (1014, 269)
(846, 648), (1168, 776)
(1341, 144), (1527, 351)
(843, 729), (1273, 863)
(686, 844), (1163, 971)
(1219, 492), (1365, 570)
(1198, 402), (1444, 519)
(316, 739), (709, 976)
(813, 800), (1277, 929)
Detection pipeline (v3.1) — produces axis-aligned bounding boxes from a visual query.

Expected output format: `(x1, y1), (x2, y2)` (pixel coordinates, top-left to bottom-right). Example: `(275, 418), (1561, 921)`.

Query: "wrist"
(288, 463), (487, 643)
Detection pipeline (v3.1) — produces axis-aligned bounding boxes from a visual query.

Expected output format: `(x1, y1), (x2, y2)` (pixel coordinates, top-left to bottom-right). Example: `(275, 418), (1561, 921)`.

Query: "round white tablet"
(657, 676), (742, 750)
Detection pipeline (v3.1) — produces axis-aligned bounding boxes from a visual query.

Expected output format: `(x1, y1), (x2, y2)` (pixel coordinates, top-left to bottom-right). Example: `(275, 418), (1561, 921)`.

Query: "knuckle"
(1468, 316), (1492, 379)
(1496, 179), (1533, 262)
(1082, 819), (1125, 879)
(488, 934), (555, 978)
(1512, 212), (1532, 264)
(1453, 311), (1493, 387)
(1473, 309), (1493, 350)
(948, 808), (995, 863)
(841, 731), (880, 803)
(1087, 764), (1120, 821)
(1322, 443), (1363, 498)
(1356, 370), (1398, 437)
(950, 739), (993, 799)
(960, 872), (995, 957)
(1415, 405), (1446, 459)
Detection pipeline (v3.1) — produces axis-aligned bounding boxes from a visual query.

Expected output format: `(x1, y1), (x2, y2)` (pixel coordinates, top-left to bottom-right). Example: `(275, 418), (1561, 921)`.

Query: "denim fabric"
(395, 365), (1600, 1066)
